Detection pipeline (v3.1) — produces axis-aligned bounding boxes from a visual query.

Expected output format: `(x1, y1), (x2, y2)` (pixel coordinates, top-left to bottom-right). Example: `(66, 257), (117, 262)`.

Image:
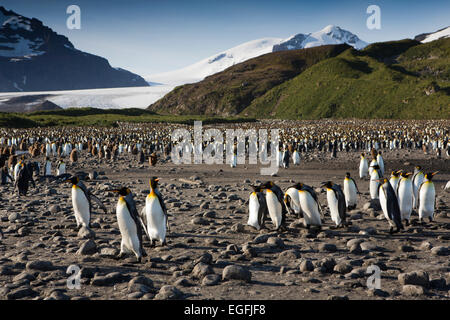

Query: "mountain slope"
(147, 25), (367, 86)
(415, 26), (450, 43)
(242, 38), (450, 119)
(147, 38), (283, 86)
(147, 44), (350, 116)
(0, 6), (148, 92)
(273, 25), (368, 52)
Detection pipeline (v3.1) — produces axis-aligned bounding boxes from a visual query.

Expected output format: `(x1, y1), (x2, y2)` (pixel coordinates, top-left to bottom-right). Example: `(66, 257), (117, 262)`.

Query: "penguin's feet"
(428, 217), (433, 223)
(116, 252), (125, 260)
(149, 240), (155, 248)
(135, 257), (142, 264)
(161, 240), (167, 247)
(404, 220), (410, 227)
(389, 227), (394, 234)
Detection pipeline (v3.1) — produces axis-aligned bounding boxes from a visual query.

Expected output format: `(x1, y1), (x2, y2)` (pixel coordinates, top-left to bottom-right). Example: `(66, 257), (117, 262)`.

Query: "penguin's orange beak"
(431, 171), (439, 176)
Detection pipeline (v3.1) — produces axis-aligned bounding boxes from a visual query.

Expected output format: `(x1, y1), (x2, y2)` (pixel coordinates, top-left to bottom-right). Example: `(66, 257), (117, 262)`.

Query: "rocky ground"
(0, 147), (449, 300)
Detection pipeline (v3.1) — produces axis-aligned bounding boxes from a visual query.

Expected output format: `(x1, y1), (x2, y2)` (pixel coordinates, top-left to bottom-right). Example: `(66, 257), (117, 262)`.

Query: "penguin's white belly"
(298, 191), (321, 226)
(265, 191), (282, 229)
(343, 180), (357, 208)
(285, 188), (300, 214)
(230, 154), (237, 168)
(116, 201), (141, 256)
(293, 151), (300, 165)
(398, 180), (413, 220)
(390, 178), (399, 197)
(369, 172), (380, 199)
(248, 194), (261, 229)
(413, 175), (424, 208)
(378, 186), (391, 222)
(327, 191), (341, 226)
(277, 152), (282, 167)
(45, 163), (51, 175)
(13, 163), (20, 181)
(377, 157), (384, 175)
(359, 159), (368, 178)
(57, 164), (66, 176)
(72, 187), (90, 227)
(419, 183), (435, 219)
(145, 196), (166, 242)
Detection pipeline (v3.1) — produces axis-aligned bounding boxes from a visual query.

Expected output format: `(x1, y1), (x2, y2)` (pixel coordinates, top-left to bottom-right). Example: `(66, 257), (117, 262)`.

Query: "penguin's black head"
(415, 165), (422, 171)
(290, 182), (303, 190)
(150, 177), (159, 189)
(424, 172), (438, 181)
(345, 172), (351, 178)
(250, 184), (263, 192)
(65, 176), (79, 185)
(111, 187), (131, 196)
(401, 172), (412, 178)
(391, 170), (401, 177)
(371, 164), (380, 170)
(261, 181), (274, 190)
(321, 181), (333, 189)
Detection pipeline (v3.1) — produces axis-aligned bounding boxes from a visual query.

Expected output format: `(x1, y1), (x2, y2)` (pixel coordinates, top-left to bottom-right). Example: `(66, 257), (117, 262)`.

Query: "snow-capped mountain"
(415, 26), (450, 43)
(274, 25), (368, 52)
(147, 25), (367, 86)
(0, 6), (148, 92)
(148, 38), (283, 86)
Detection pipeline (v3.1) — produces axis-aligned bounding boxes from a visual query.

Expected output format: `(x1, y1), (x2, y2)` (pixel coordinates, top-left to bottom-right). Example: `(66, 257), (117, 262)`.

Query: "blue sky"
(2, 0), (449, 77)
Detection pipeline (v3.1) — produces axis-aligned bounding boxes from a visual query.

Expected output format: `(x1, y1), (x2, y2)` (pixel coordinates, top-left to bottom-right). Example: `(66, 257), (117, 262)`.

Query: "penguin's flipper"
(139, 207), (147, 226)
(90, 194), (108, 214)
(351, 177), (360, 193)
(386, 185), (403, 230)
(257, 192), (268, 228)
(156, 192), (168, 219)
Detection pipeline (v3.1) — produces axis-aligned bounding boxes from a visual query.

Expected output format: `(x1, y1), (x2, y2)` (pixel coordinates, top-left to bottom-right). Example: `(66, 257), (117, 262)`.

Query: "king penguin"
(378, 178), (404, 234)
(359, 153), (369, 179)
(389, 170), (402, 197)
(65, 176), (108, 228)
(56, 158), (66, 176)
(247, 184), (268, 230)
(284, 183), (302, 217)
(292, 149), (300, 166)
(343, 172), (359, 210)
(376, 151), (385, 177)
(368, 158), (378, 177)
(260, 181), (286, 231)
(369, 164), (382, 200)
(144, 177), (168, 246)
(44, 157), (52, 176)
(397, 172), (413, 225)
(322, 181), (347, 228)
(296, 183), (322, 228)
(418, 172), (438, 223)
(111, 187), (147, 262)
(412, 165), (425, 209)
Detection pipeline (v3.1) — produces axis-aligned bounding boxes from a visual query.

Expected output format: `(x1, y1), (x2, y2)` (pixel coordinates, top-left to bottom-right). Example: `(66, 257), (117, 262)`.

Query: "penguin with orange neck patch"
(111, 187), (147, 263)
(260, 181), (286, 231)
(144, 177), (168, 246)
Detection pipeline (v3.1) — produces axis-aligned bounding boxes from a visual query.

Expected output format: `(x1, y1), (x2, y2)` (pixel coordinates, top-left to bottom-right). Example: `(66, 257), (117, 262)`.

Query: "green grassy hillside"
(242, 39), (450, 119)
(148, 44), (350, 116)
(0, 108), (254, 128)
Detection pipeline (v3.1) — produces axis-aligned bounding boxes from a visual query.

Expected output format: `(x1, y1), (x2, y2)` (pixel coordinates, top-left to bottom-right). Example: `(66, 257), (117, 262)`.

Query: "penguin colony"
(0, 120), (447, 268)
